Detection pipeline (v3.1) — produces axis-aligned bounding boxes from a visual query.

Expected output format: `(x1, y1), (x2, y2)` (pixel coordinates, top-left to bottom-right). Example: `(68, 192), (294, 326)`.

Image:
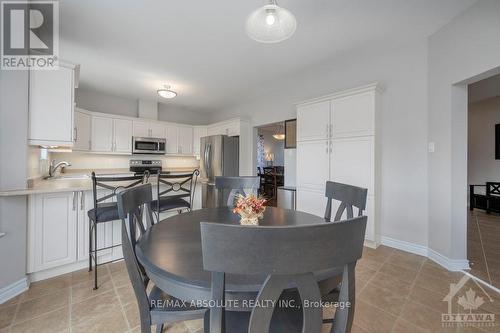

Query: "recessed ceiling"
(59, 0), (476, 112)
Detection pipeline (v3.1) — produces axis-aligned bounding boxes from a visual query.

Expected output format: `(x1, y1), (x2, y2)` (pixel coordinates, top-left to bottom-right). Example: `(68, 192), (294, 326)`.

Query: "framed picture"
(285, 119), (297, 149)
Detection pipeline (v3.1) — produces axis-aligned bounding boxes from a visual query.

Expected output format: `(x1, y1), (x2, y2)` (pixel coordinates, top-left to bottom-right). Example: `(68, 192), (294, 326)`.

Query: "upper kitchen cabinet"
(207, 119), (241, 137)
(193, 126), (208, 158)
(91, 115), (132, 154)
(73, 109), (91, 151)
(296, 100), (330, 141)
(133, 120), (165, 138)
(29, 62), (80, 146)
(165, 124), (179, 154)
(113, 118), (133, 153)
(91, 116), (113, 152)
(178, 126), (193, 155)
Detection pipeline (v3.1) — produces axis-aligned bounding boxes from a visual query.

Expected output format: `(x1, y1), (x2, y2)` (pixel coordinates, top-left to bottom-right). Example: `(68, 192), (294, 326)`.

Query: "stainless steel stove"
(129, 159), (162, 175)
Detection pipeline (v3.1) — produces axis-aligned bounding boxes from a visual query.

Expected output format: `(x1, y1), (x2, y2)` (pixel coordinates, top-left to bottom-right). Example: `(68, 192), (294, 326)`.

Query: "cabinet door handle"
(74, 127), (78, 142)
(72, 192), (77, 211)
(80, 191), (84, 210)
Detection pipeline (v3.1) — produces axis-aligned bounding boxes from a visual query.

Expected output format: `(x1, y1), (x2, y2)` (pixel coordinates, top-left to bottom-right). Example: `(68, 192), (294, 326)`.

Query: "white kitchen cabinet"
(296, 83), (381, 246)
(28, 192), (78, 273)
(193, 127), (208, 158)
(133, 121), (165, 138)
(332, 91), (375, 138)
(178, 126), (193, 155)
(296, 100), (330, 142)
(133, 121), (150, 137)
(113, 118), (133, 153)
(207, 120), (241, 137)
(150, 122), (166, 138)
(91, 116), (114, 152)
(165, 125), (179, 154)
(296, 140), (330, 191)
(296, 189), (327, 218)
(29, 63), (78, 146)
(74, 111), (91, 151)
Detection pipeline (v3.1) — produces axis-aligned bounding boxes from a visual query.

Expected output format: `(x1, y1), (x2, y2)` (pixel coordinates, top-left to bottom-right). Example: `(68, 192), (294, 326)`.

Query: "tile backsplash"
(48, 152), (199, 171)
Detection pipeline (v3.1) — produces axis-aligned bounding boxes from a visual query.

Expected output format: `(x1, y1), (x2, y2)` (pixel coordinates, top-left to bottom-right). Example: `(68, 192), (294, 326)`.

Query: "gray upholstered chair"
(116, 184), (206, 333)
(214, 176), (260, 207)
(324, 181), (368, 222)
(200, 216), (367, 333)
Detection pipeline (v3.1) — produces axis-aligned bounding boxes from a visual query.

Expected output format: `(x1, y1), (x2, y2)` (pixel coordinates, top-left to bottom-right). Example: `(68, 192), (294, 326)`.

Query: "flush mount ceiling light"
(157, 85), (177, 99)
(246, 0), (297, 43)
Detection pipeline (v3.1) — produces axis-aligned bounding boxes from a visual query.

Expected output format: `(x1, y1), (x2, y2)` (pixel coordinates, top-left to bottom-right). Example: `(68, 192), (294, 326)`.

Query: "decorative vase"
(240, 215), (259, 225)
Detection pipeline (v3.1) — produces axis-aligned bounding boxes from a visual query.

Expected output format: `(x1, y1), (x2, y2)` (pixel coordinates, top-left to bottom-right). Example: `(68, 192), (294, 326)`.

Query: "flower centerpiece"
(232, 193), (267, 225)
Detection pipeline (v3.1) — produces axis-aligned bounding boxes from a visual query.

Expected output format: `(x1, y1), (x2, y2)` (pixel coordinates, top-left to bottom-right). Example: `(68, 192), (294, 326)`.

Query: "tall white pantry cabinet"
(296, 83), (381, 247)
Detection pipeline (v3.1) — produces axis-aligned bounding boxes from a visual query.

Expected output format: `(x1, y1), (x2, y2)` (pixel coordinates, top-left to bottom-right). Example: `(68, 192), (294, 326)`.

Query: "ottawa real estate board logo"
(1, 0), (59, 69)
(442, 275), (496, 328)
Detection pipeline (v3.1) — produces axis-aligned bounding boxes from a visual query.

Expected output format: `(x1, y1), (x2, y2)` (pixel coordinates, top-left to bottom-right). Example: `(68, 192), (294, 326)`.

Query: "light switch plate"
(428, 142), (436, 153)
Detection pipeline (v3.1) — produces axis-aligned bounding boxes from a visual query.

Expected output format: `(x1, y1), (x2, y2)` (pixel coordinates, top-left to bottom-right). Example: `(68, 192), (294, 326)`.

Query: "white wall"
(217, 40), (430, 248)
(468, 97), (500, 187)
(0, 70), (29, 290)
(76, 88), (138, 117)
(76, 88), (213, 125)
(428, 0), (500, 261)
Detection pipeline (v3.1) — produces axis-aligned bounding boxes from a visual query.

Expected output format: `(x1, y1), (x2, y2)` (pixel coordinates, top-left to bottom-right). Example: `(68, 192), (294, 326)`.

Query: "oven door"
(133, 138), (164, 154)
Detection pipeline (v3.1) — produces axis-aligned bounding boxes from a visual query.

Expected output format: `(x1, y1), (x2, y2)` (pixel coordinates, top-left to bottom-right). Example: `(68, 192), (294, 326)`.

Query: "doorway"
(467, 73), (500, 288)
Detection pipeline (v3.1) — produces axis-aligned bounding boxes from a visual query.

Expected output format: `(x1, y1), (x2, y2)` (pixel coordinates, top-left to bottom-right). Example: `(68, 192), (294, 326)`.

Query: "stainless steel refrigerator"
(200, 135), (239, 207)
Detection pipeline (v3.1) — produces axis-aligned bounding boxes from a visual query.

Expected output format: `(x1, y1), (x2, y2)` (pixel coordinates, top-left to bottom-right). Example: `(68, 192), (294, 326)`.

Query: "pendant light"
(273, 123), (285, 140)
(246, 0), (297, 43)
(157, 85), (177, 99)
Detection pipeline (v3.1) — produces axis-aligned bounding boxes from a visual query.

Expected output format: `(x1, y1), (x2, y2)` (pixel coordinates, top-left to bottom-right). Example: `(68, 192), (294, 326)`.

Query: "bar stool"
(151, 170), (199, 222)
(87, 172), (146, 290)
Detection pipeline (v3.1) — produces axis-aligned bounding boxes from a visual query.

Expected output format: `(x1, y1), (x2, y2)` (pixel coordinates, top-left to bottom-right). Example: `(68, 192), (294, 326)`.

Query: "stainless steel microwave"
(132, 137), (166, 155)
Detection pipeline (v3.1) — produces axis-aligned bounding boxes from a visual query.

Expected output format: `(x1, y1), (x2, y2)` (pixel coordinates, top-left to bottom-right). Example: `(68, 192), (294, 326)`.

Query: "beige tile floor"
(0, 246), (499, 333)
(468, 210), (500, 288)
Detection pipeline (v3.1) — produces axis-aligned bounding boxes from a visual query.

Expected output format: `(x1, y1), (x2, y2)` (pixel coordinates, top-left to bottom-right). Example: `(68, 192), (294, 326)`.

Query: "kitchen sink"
(49, 174), (90, 181)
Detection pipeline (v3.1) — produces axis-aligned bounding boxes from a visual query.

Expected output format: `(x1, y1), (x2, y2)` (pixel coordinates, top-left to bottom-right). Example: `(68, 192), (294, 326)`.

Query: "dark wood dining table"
(135, 207), (349, 327)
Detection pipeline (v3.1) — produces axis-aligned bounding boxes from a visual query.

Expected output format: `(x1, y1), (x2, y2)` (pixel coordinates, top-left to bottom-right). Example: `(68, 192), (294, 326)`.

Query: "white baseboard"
(0, 277), (29, 305)
(381, 236), (470, 272)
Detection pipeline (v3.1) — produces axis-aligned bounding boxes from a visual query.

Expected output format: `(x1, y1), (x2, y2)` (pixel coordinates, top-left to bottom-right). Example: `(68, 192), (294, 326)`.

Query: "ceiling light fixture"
(246, 0), (297, 43)
(157, 85), (177, 99)
(273, 123), (285, 140)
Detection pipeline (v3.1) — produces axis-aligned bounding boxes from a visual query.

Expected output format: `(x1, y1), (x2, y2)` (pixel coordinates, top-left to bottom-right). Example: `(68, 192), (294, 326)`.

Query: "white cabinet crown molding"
(295, 82), (382, 107)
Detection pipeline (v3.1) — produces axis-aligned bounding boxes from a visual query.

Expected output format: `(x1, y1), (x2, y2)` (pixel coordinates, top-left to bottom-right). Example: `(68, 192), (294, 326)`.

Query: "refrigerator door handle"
(204, 143), (212, 179)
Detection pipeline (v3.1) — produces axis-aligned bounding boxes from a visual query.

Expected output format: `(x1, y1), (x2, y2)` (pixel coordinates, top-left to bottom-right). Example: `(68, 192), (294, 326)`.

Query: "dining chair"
(87, 172), (146, 290)
(214, 176), (260, 207)
(116, 183), (206, 333)
(151, 170), (200, 221)
(200, 216), (367, 333)
(324, 181), (368, 222)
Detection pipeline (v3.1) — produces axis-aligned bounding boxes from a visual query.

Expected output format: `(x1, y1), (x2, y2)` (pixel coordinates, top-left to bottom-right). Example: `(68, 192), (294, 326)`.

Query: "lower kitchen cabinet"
(28, 190), (122, 278)
(28, 192), (78, 273)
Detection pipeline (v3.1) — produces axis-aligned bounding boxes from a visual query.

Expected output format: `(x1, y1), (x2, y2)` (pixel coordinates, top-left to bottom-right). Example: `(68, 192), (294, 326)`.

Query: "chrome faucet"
(47, 160), (72, 178)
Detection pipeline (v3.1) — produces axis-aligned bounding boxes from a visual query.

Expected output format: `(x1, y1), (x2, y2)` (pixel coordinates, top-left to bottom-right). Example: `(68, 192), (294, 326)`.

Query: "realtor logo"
(442, 275), (496, 329)
(1, 0), (59, 69)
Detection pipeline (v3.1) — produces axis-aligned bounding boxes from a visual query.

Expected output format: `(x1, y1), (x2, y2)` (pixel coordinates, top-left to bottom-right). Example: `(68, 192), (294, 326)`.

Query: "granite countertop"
(0, 167), (200, 197)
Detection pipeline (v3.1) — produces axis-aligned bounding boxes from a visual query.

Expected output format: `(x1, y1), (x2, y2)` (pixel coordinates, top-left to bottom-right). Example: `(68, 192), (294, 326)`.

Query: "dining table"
(135, 206), (353, 329)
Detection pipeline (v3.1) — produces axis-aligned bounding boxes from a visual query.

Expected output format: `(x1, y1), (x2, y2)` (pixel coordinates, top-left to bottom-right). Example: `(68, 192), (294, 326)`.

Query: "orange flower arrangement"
(232, 194), (267, 225)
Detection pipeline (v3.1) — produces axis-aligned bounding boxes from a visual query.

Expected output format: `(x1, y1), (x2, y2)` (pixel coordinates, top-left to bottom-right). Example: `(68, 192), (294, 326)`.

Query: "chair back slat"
(116, 184), (155, 326)
(214, 176), (260, 207)
(91, 172), (146, 205)
(201, 217), (367, 333)
(324, 181), (368, 222)
(155, 170), (199, 217)
(486, 182), (500, 196)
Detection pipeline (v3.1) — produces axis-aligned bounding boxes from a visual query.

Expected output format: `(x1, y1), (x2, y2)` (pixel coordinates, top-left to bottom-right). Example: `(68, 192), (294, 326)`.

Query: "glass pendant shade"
(246, 1), (297, 43)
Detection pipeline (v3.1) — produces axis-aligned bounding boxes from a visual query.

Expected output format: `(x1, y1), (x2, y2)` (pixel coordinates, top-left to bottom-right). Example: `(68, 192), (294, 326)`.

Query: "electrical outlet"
(428, 142), (436, 153)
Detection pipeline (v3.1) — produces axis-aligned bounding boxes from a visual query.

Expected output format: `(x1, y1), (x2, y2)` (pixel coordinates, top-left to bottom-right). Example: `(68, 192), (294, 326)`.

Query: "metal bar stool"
(88, 172), (146, 290)
(151, 170), (200, 222)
